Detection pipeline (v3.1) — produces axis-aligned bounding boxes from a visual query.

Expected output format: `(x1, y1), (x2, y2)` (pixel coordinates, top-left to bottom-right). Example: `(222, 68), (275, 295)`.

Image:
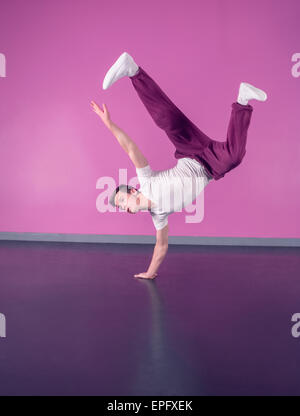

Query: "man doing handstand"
(90, 52), (267, 280)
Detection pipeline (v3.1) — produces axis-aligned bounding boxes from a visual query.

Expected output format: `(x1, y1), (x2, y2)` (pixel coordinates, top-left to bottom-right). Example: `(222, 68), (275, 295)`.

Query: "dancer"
(90, 52), (267, 280)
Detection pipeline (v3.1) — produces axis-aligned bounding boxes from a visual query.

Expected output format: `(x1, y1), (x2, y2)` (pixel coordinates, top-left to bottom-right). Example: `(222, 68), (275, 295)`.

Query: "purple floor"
(0, 240), (300, 396)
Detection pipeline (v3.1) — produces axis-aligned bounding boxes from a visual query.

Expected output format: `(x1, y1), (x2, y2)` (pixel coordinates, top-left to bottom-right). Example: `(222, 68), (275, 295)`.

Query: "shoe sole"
(102, 52), (130, 90)
(242, 82), (268, 101)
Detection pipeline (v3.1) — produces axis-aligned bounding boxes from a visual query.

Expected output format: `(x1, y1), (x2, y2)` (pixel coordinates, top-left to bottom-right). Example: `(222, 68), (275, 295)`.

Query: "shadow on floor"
(0, 241), (300, 395)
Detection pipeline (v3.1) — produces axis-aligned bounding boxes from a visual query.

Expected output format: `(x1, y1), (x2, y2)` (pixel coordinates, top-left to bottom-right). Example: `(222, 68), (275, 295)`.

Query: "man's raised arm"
(90, 101), (148, 168)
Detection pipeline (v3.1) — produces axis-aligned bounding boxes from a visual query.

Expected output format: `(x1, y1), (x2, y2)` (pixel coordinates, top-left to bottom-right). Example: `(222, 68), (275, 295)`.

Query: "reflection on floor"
(0, 240), (300, 396)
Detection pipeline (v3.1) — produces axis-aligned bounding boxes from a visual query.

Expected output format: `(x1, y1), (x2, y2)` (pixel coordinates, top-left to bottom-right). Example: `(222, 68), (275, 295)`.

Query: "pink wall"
(0, 0), (299, 238)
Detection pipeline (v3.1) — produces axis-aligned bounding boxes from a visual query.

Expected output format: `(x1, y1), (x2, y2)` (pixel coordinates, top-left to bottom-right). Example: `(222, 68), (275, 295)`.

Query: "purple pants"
(130, 66), (254, 181)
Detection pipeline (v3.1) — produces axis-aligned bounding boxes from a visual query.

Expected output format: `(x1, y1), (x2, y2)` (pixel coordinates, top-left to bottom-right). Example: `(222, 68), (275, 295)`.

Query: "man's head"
(109, 184), (141, 214)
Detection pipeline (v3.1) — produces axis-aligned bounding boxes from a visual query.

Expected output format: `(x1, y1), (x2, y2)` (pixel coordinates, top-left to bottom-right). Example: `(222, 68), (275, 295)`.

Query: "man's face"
(115, 189), (140, 214)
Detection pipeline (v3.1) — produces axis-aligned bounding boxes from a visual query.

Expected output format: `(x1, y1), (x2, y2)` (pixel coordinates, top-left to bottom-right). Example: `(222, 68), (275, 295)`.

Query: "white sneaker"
(102, 52), (139, 90)
(237, 82), (268, 105)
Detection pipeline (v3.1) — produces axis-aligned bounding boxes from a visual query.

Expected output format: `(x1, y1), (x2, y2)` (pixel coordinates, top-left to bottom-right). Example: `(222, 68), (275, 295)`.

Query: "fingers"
(90, 101), (108, 115)
(90, 101), (99, 109)
(90, 101), (103, 116)
(90, 101), (96, 111)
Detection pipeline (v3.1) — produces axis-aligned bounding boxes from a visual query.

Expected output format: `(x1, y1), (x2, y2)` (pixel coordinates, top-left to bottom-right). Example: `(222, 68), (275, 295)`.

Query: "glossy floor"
(0, 240), (299, 396)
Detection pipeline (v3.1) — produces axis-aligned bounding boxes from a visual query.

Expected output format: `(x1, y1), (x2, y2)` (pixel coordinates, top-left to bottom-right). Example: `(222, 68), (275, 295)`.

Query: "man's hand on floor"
(134, 272), (158, 280)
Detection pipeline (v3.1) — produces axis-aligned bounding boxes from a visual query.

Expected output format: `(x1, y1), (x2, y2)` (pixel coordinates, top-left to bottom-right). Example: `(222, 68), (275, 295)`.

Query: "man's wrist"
(146, 270), (157, 277)
(106, 120), (113, 130)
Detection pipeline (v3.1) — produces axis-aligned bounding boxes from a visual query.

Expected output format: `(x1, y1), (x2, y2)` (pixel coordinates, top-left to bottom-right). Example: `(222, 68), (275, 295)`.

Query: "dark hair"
(109, 184), (138, 207)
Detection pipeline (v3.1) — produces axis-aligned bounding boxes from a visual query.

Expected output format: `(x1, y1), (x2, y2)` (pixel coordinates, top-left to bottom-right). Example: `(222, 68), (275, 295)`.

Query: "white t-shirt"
(135, 157), (213, 230)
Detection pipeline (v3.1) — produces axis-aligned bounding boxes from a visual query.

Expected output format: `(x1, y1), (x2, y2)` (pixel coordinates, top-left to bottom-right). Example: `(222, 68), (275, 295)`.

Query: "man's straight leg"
(130, 66), (212, 159)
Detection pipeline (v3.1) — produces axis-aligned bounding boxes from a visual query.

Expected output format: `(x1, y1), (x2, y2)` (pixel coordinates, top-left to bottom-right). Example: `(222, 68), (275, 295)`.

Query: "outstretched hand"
(90, 101), (111, 128)
(134, 272), (158, 280)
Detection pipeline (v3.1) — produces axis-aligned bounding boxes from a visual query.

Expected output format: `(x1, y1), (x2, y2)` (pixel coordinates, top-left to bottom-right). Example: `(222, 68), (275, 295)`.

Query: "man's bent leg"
(195, 102), (254, 180)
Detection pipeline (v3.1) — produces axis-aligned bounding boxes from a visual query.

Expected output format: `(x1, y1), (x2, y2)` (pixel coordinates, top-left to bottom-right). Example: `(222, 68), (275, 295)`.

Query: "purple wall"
(0, 0), (299, 238)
